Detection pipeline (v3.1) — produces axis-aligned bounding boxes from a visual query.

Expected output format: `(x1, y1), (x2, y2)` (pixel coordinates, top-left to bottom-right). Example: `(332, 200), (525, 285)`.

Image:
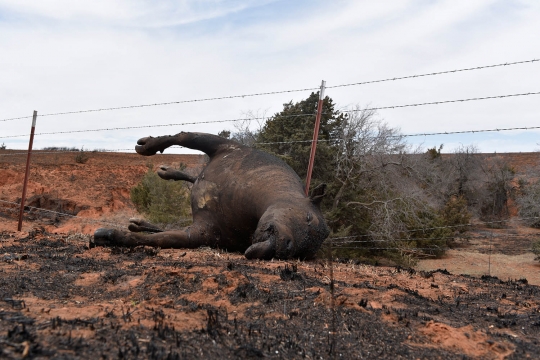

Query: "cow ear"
(309, 183), (326, 208)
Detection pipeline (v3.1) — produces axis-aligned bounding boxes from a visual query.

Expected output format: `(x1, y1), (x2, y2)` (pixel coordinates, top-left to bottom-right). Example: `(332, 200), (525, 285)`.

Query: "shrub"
(0, 143), (6, 150)
(426, 144), (443, 160)
(517, 177), (540, 228)
(480, 158), (515, 224)
(327, 195), (471, 266)
(75, 147), (89, 164)
(439, 196), (471, 233)
(130, 165), (191, 225)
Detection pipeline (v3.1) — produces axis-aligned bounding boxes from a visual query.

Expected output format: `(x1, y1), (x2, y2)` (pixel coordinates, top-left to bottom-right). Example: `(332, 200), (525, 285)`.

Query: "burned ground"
(0, 229), (539, 359)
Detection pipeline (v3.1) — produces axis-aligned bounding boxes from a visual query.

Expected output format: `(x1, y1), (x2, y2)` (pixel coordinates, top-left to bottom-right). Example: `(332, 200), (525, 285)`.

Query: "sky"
(0, 0), (539, 155)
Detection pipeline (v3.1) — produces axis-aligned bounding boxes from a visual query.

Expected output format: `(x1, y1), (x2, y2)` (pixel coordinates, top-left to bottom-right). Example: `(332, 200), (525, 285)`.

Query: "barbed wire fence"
(1, 91), (540, 142)
(1, 197), (537, 256)
(1, 57), (538, 123)
(1, 57), (539, 282)
(4, 120), (540, 156)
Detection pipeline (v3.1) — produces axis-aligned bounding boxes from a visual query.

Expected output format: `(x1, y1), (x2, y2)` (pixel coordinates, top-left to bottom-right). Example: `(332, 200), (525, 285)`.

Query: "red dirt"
(0, 150), (205, 234)
(1, 150), (540, 358)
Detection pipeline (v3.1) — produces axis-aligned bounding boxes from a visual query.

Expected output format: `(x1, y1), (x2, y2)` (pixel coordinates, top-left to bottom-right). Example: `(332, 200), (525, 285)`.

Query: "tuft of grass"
(75, 149), (89, 164)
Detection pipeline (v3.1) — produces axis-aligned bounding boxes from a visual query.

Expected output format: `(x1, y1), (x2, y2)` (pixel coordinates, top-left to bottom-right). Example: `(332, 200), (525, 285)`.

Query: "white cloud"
(0, 0), (539, 154)
(0, 0), (276, 26)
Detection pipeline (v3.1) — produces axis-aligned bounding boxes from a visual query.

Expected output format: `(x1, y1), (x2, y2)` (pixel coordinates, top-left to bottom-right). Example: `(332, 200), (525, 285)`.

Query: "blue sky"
(0, 0), (539, 154)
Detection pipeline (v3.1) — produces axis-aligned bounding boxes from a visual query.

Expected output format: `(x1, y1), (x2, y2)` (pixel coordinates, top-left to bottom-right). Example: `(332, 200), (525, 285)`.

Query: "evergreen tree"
(257, 92), (345, 185)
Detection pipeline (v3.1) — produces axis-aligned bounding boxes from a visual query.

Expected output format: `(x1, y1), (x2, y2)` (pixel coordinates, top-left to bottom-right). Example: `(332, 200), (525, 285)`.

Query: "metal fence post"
(17, 111), (37, 231)
(305, 80), (326, 196)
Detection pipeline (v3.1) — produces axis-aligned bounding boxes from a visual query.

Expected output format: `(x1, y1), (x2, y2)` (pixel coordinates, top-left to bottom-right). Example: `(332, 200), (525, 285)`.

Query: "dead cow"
(92, 132), (329, 260)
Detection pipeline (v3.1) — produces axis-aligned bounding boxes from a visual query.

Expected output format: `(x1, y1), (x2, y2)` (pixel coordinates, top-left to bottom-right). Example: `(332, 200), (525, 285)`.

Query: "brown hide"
(93, 132), (329, 260)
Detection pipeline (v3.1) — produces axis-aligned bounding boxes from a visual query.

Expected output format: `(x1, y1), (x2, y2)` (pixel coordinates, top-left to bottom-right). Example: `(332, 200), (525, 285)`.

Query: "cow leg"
(157, 165), (197, 183)
(135, 132), (236, 158)
(91, 222), (220, 249)
(127, 218), (163, 233)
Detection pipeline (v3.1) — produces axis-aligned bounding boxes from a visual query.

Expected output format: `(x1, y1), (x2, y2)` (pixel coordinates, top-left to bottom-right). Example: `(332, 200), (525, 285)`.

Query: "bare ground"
(417, 218), (540, 286)
(1, 150), (540, 358)
(0, 150), (204, 235)
(1, 229), (539, 359)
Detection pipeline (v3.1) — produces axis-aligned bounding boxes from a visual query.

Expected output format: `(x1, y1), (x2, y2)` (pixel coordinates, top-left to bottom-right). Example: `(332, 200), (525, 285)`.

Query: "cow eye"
(307, 212), (313, 222)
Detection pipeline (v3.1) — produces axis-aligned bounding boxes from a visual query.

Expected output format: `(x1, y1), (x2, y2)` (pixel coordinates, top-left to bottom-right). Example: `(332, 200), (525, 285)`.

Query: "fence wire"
(0, 199), (126, 230)
(0, 149), (128, 157)
(0, 121), (540, 156)
(0, 147), (192, 157)
(326, 215), (540, 240)
(327, 58), (539, 90)
(0, 202), (533, 254)
(346, 91), (540, 112)
(1, 90), (539, 141)
(256, 123), (540, 144)
(331, 232), (540, 244)
(0, 113), (314, 139)
(1, 58), (537, 123)
(329, 247), (449, 252)
(0, 200), (187, 233)
(0, 199), (538, 251)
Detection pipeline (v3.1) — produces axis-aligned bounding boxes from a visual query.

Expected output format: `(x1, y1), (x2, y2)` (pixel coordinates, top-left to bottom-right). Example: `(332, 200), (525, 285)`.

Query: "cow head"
(245, 184), (329, 260)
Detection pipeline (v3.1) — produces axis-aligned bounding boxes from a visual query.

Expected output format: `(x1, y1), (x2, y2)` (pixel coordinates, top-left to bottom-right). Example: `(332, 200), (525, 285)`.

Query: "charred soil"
(0, 229), (539, 359)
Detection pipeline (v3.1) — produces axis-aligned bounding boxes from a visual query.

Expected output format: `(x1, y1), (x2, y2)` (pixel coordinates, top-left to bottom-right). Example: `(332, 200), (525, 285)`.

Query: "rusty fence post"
(305, 80), (326, 196)
(17, 110), (37, 231)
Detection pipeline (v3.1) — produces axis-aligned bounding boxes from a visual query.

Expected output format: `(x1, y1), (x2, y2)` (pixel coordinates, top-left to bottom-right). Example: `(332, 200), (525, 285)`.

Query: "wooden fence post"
(305, 80), (326, 196)
(17, 111), (37, 231)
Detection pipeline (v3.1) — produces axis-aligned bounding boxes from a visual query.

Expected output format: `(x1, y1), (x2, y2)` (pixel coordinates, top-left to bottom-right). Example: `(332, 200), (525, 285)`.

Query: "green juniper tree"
(257, 92), (345, 184)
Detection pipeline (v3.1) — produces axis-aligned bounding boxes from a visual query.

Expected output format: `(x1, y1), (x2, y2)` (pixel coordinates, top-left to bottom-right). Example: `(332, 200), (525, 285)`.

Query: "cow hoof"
(128, 223), (144, 232)
(128, 218), (144, 232)
(91, 228), (117, 248)
(128, 218), (162, 233)
(135, 136), (168, 156)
